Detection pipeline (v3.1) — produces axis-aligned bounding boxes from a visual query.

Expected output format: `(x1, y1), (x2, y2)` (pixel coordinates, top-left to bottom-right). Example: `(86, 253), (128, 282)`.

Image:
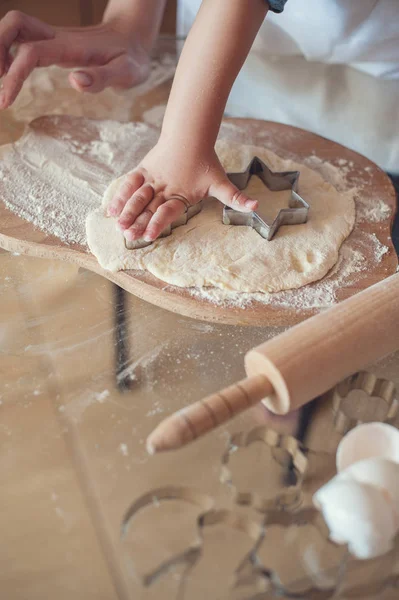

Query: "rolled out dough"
(86, 141), (355, 293)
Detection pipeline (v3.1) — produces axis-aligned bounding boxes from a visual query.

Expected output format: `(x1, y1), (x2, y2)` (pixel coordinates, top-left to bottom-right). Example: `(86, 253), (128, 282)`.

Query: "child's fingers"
(123, 210), (153, 242)
(117, 182), (154, 230)
(107, 171), (145, 217)
(209, 178), (258, 212)
(124, 193), (165, 241)
(144, 196), (190, 242)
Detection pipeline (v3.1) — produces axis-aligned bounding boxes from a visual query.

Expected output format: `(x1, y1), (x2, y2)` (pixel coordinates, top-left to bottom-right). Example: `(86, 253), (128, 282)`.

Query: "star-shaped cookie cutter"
(224, 156), (310, 241)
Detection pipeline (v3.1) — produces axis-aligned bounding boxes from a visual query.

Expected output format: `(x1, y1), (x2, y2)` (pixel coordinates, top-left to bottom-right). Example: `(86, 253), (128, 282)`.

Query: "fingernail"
(245, 200), (258, 210)
(123, 230), (134, 241)
(143, 233), (154, 242)
(72, 71), (93, 88)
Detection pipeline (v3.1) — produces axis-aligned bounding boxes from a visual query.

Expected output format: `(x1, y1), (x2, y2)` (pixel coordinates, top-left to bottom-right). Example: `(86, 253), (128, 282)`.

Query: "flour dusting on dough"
(86, 141), (356, 294)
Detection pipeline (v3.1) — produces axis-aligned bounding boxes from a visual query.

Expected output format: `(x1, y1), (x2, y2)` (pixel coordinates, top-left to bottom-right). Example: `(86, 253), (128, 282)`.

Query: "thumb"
(68, 54), (148, 94)
(209, 178), (258, 212)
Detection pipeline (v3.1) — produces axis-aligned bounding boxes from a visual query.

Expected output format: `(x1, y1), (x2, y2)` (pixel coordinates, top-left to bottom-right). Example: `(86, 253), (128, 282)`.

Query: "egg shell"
(339, 457), (399, 524)
(336, 422), (399, 472)
(313, 478), (397, 560)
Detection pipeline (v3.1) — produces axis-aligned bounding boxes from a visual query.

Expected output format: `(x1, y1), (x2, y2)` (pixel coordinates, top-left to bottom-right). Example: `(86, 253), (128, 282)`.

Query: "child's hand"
(107, 140), (258, 243)
(0, 10), (150, 108)
(106, 0), (267, 244)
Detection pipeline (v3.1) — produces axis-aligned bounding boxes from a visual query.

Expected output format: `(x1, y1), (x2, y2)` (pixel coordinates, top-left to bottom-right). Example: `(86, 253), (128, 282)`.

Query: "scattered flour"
(94, 389), (110, 403)
(119, 443), (129, 457)
(61, 388), (111, 422)
(189, 230), (387, 311)
(0, 116), (158, 245)
(304, 154), (392, 225)
(367, 233), (389, 262)
(356, 197), (392, 224)
(146, 401), (164, 417)
(0, 115), (392, 311)
(116, 342), (169, 386)
(305, 155), (353, 192)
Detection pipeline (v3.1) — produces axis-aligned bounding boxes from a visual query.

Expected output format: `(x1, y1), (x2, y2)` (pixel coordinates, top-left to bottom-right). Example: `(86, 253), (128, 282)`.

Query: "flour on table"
(0, 116), (158, 245)
(0, 116), (390, 305)
(86, 141), (356, 294)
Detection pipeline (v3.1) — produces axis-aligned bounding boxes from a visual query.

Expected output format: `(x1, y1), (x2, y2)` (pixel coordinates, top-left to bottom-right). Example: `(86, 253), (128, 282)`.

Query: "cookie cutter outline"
(121, 484), (388, 597)
(120, 485), (341, 597)
(125, 201), (203, 249)
(220, 425), (309, 512)
(198, 508), (340, 598)
(224, 156), (310, 241)
(120, 485), (266, 588)
(243, 506), (346, 600)
(244, 521), (399, 600)
(331, 371), (398, 435)
(121, 485), (214, 586)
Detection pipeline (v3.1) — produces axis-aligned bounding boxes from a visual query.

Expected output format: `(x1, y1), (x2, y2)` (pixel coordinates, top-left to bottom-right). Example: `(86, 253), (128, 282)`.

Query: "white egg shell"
(336, 423), (399, 472)
(313, 478), (397, 560)
(339, 457), (399, 522)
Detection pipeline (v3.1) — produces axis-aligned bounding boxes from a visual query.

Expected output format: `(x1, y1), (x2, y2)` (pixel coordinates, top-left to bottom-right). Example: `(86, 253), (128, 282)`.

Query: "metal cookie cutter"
(125, 201), (203, 249)
(224, 156), (309, 241)
(121, 486), (265, 589)
(331, 371), (398, 435)
(220, 425), (308, 512)
(121, 485), (214, 586)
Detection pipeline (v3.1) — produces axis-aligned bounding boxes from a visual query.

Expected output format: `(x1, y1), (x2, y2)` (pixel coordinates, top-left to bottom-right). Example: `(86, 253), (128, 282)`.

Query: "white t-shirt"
(178, 0), (399, 172)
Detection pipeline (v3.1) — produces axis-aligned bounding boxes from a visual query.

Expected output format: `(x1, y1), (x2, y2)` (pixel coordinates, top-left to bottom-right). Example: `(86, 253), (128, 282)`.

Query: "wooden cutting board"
(0, 115), (397, 326)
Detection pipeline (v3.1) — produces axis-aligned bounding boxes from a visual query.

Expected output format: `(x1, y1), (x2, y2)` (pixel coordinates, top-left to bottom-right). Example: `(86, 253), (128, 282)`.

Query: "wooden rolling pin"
(147, 273), (399, 454)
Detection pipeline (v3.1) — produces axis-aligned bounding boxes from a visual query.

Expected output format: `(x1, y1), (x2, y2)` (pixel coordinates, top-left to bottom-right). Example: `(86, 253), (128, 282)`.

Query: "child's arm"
(109, 0), (269, 244)
(0, 0), (166, 108)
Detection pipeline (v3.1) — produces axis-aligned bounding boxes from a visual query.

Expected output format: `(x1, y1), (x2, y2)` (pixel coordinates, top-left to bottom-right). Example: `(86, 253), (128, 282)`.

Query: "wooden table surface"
(1, 45), (399, 600)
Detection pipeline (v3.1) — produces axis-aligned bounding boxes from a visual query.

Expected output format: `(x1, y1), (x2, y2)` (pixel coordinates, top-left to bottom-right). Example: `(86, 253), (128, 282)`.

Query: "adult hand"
(0, 10), (150, 109)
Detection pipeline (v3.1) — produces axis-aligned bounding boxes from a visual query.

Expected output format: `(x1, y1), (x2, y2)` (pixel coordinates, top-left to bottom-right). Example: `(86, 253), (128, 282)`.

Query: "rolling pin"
(147, 273), (399, 454)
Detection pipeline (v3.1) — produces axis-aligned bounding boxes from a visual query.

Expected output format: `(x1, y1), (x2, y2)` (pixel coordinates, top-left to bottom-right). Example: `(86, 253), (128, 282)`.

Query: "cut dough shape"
(86, 141), (356, 293)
